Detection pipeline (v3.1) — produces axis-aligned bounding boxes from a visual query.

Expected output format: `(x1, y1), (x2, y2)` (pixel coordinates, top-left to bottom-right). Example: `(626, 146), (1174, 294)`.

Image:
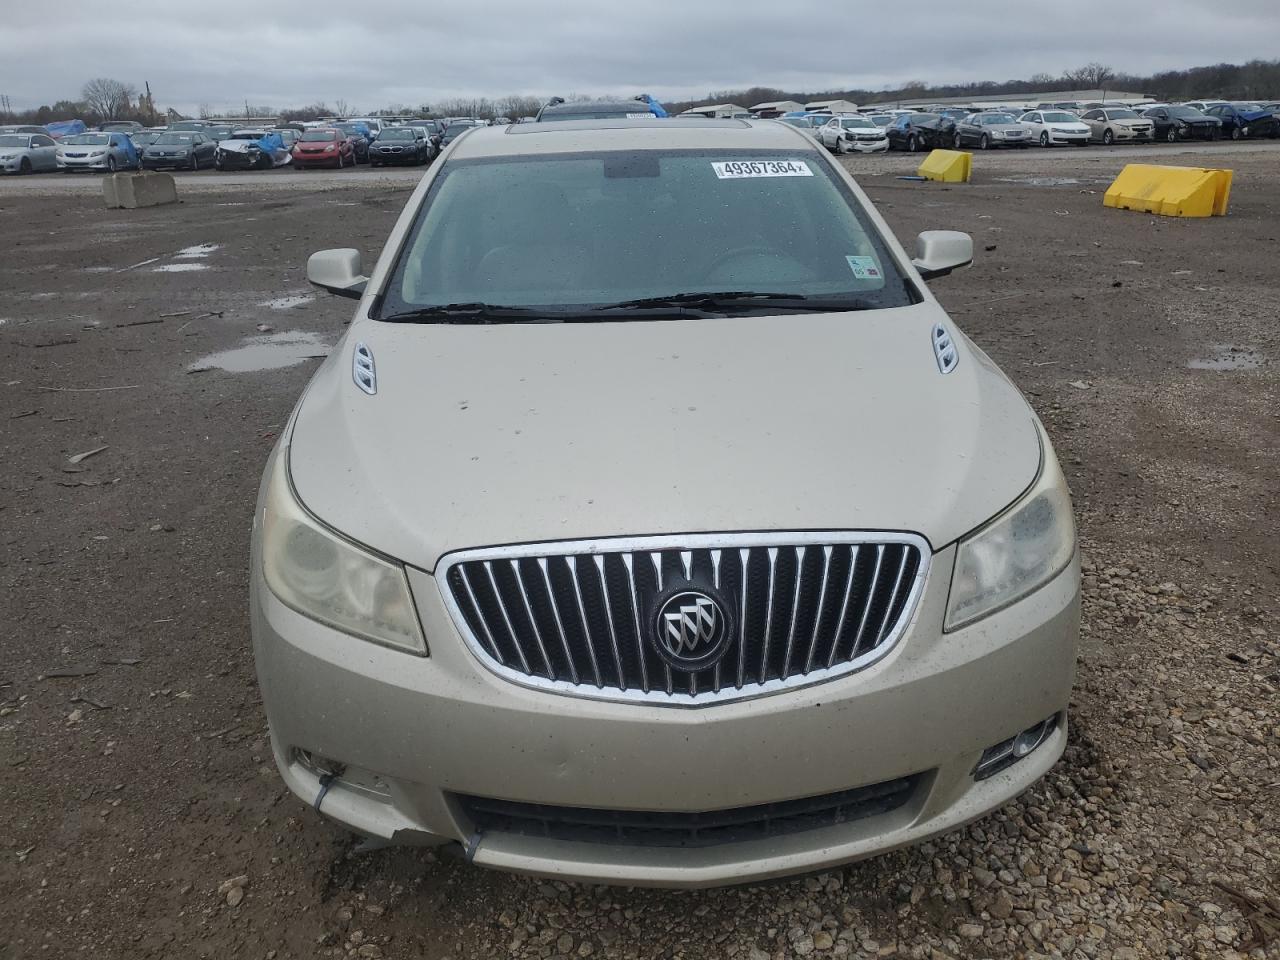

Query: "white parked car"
(1079, 108), (1154, 145)
(818, 115), (889, 153)
(1018, 110), (1091, 147)
(249, 118), (1080, 888)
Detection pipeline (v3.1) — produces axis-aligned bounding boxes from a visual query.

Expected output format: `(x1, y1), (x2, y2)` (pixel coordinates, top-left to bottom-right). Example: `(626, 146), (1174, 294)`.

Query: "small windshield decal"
(846, 255), (883, 280)
(711, 160), (813, 179)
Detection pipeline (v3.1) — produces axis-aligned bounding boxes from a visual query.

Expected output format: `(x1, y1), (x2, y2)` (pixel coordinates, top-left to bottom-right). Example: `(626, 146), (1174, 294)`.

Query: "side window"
(1083, 111), (1101, 120)
(36, 136), (54, 147)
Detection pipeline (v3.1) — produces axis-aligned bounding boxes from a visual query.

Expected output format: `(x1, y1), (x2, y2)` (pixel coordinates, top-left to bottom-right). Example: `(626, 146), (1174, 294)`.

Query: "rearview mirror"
(307, 248), (368, 299)
(912, 231), (973, 281)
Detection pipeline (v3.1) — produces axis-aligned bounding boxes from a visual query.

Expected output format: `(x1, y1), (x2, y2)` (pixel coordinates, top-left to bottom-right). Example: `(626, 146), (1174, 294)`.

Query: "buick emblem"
(652, 588), (732, 672)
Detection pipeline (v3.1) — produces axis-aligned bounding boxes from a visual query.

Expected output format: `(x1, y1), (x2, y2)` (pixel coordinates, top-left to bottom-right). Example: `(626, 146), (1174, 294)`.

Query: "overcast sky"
(4, 0), (1278, 113)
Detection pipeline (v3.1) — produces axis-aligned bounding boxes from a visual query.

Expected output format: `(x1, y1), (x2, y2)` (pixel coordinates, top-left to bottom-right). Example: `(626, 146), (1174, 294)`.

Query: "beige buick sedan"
(250, 118), (1079, 887)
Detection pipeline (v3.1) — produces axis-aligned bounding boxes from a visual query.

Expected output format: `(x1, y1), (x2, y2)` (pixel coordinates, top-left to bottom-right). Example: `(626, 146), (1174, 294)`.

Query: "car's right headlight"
(260, 448), (426, 654)
(944, 426), (1076, 631)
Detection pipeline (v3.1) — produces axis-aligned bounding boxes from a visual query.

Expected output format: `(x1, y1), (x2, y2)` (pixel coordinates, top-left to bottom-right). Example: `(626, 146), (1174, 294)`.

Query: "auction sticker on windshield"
(712, 160), (813, 179)
(845, 255), (883, 280)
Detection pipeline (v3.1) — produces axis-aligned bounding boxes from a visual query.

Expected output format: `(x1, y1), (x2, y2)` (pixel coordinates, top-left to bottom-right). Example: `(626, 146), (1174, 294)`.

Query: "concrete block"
(103, 172), (178, 209)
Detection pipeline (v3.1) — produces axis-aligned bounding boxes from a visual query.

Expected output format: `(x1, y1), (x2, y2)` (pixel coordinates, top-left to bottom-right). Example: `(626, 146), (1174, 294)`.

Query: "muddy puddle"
(1187, 344), (1265, 371)
(992, 176), (1085, 187)
(188, 331), (330, 374)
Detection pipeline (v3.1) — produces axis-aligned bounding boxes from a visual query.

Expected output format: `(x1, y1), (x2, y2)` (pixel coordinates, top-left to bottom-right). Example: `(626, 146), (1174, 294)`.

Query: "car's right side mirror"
(912, 231), (973, 281)
(307, 248), (368, 299)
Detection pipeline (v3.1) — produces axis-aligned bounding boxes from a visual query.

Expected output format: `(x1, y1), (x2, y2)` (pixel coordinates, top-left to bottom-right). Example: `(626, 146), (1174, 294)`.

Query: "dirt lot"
(1, 145), (1278, 960)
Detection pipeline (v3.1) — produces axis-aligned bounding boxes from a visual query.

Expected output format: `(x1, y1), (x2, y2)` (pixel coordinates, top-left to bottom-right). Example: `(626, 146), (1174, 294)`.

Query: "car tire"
(838, 137), (852, 155)
(1166, 127), (1177, 143)
(19, 157), (31, 175)
(190, 153), (199, 171)
(106, 156), (117, 173)
(906, 134), (918, 153)
(1102, 129), (1114, 145)
(1039, 132), (1049, 147)
(979, 134), (989, 150)
(1231, 126), (1242, 140)
(953, 133), (962, 149)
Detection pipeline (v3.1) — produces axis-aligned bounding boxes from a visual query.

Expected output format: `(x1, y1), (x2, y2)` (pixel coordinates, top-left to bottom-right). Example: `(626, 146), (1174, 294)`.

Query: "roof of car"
(449, 118), (814, 159)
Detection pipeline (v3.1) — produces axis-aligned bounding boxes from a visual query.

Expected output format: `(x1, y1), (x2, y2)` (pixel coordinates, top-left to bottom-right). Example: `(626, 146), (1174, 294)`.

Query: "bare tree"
(1062, 62), (1116, 89)
(333, 99), (352, 117)
(81, 77), (137, 121)
(498, 94), (544, 119)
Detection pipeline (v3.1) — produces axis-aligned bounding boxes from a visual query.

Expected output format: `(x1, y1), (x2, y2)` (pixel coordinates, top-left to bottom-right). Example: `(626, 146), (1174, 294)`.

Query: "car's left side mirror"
(912, 231), (973, 281)
(307, 248), (368, 299)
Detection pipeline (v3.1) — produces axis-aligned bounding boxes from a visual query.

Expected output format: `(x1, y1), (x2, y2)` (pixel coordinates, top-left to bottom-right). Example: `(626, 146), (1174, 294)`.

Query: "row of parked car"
(0, 116), (499, 175)
(782, 99), (1280, 155)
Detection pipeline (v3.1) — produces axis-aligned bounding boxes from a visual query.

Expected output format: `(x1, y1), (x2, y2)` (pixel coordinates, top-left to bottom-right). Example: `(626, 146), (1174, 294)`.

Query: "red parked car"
(291, 129), (355, 169)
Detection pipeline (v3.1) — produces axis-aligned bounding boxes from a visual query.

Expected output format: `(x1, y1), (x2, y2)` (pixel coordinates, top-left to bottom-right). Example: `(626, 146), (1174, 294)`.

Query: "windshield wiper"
(377, 301), (720, 324)
(595, 291), (877, 313)
(378, 303), (549, 324)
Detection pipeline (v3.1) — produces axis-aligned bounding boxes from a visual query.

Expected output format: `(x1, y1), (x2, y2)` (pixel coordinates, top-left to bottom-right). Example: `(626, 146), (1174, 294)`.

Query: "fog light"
(974, 713), (1060, 781)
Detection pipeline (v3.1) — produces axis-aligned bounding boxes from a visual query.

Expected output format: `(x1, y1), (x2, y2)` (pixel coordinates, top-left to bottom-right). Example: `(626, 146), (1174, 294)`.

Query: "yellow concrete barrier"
(1103, 164), (1233, 218)
(917, 149), (972, 183)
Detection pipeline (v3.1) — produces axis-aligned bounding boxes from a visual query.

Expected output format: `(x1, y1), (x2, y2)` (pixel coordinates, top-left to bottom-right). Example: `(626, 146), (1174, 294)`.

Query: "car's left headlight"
(944, 425), (1076, 631)
(260, 448), (426, 654)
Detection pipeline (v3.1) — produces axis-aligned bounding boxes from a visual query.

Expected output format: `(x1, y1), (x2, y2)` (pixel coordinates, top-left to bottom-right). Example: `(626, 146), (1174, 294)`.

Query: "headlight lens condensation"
(944, 427), (1076, 631)
(261, 450), (425, 654)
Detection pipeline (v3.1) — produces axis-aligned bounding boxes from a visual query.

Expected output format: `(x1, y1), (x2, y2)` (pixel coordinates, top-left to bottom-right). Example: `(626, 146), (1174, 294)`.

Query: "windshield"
(982, 114), (1017, 124)
(0, 135), (29, 147)
(169, 122), (205, 131)
(1108, 109), (1139, 119)
(1234, 102), (1263, 110)
(63, 134), (111, 145)
(379, 129), (417, 140)
(378, 149), (914, 323)
(1041, 112), (1078, 122)
(301, 131), (338, 142)
(840, 118), (874, 129)
(155, 133), (196, 144)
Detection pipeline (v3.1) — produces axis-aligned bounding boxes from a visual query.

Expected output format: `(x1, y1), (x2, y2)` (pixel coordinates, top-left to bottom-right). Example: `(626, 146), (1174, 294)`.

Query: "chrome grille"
(438, 533), (928, 705)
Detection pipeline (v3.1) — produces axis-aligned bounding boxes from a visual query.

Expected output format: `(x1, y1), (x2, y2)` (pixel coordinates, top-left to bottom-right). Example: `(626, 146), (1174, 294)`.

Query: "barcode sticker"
(712, 160), (813, 179)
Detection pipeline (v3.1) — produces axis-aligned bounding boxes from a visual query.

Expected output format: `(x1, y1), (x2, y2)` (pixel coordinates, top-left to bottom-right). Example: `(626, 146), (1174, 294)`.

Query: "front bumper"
(1044, 132), (1089, 145)
(0, 157), (29, 172)
(141, 156), (189, 169)
(843, 138), (889, 153)
(293, 153), (342, 167)
(216, 152), (264, 169)
(1109, 129), (1153, 141)
(57, 155), (112, 170)
(371, 149), (422, 164)
(251, 504), (1080, 886)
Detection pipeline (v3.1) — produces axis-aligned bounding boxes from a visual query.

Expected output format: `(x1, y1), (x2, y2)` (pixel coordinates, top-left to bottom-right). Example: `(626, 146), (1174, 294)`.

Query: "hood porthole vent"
(932, 324), (959, 375)
(352, 342), (377, 395)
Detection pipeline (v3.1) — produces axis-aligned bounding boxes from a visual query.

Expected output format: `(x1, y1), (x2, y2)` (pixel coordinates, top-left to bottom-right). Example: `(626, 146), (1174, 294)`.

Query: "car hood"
(146, 143), (192, 152)
(295, 141), (337, 149)
(288, 306), (1042, 572)
(1112, 118), (1151, 126)
(1237, 109), (1273, 121)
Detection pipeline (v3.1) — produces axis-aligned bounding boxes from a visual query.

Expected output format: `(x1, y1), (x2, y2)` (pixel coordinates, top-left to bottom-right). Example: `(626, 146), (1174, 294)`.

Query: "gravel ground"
(0, 145), (1277, 959)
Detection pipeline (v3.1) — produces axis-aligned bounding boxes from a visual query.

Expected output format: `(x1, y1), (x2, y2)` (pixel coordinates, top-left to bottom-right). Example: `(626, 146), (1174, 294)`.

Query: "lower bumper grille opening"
(458, 774), (921, 849)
